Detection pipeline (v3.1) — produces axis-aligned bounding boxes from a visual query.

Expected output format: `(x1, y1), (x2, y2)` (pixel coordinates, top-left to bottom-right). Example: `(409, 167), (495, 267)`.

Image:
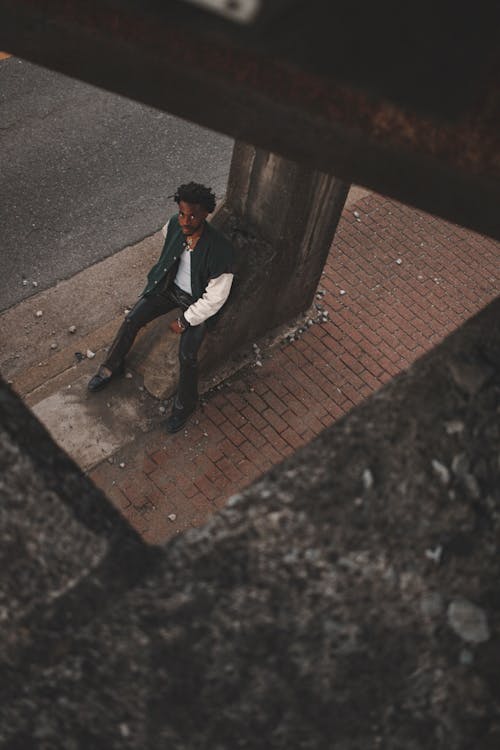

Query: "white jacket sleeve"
(184, 273), (234, 326)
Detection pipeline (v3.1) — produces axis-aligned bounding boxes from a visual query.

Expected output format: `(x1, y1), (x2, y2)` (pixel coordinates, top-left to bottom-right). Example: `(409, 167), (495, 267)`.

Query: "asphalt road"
(0, 57), (233, 312)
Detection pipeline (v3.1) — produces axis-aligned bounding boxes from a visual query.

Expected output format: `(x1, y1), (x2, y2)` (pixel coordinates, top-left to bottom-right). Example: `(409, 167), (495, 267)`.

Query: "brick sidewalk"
(89, 193), (499, 545)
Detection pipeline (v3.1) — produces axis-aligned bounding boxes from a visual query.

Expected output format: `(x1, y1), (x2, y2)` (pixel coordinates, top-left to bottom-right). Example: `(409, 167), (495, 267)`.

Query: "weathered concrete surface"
(201, 144), (349, 376)
(1, 292), (499, 747)
(31, 373), (155, 468)
(0, 378), (158, 708)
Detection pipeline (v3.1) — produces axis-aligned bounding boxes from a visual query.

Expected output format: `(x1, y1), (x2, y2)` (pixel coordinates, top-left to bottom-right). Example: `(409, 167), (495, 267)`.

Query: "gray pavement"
(0, 56), (233, 311)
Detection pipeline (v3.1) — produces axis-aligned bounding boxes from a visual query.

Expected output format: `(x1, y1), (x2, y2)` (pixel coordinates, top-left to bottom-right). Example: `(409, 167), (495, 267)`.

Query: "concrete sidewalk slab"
(31, 373), (154, 469)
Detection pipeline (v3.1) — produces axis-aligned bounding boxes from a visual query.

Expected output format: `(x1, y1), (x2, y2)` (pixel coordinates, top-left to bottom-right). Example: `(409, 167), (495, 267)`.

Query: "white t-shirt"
(174, 248), (192, 294)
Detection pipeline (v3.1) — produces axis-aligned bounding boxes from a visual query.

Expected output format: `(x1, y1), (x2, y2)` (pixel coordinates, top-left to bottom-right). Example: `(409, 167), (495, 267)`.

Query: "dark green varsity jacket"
(142, 215), (234, 302)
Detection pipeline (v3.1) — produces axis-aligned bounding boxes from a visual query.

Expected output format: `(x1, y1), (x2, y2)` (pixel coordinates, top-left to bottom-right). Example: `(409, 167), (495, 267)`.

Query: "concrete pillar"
(203, 142), (349, 372)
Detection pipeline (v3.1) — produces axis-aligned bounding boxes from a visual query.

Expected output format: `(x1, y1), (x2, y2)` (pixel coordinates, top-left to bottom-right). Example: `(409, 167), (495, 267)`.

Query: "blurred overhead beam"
(0, 0), (499, 239)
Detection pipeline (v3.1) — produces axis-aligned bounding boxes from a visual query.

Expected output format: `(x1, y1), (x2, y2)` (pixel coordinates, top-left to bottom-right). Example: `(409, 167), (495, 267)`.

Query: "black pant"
(104, 285), (208, 412)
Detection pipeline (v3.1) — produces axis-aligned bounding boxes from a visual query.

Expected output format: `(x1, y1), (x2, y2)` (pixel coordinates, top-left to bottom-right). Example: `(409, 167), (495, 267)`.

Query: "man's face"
(177, 200), (208, 236)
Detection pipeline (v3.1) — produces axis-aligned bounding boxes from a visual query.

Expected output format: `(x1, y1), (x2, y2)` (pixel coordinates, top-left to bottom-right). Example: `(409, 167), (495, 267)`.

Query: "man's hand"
(170, 317), (186, 334)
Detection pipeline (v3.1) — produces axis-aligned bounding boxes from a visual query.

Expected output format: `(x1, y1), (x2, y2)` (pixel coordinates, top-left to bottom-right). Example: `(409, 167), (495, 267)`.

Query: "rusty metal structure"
(1, 0), (499, 240)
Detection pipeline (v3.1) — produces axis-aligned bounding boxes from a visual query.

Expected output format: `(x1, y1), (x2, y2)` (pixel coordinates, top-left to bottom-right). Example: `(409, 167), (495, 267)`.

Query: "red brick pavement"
(89, 193), (500, 545)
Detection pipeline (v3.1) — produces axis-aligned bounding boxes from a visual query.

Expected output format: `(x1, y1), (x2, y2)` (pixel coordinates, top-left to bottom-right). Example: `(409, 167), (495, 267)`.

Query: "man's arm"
(184, 273), (233, 326)
(170, 273), (234, 332)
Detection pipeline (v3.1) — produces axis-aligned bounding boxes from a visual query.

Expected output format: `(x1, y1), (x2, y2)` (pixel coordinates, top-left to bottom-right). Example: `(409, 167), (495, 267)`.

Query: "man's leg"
(166, 321), (208, 432)
(88, 294), (174, 391)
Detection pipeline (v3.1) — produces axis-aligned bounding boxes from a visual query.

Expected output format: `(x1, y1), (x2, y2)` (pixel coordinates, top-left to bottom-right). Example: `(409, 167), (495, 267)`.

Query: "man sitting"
(88, 182), (234, 433)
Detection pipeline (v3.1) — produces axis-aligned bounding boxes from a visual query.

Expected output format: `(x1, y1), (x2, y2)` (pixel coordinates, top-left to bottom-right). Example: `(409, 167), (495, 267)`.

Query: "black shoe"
(87, 364), (123, 392)
(165, 406), (195, 434)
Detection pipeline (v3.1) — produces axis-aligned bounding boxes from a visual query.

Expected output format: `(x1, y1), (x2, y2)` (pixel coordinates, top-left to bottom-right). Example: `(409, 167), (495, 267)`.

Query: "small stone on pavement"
(447, 598), (490, 643)
(431, 459), (450, 484)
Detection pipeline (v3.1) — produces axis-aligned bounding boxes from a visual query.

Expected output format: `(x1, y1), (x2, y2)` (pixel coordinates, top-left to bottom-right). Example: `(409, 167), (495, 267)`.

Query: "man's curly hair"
(174, 182), (216, 213)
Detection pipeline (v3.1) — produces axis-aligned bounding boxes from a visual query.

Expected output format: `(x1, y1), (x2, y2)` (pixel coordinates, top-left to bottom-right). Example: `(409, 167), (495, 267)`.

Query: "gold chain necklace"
(184, 235), (199, 252)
